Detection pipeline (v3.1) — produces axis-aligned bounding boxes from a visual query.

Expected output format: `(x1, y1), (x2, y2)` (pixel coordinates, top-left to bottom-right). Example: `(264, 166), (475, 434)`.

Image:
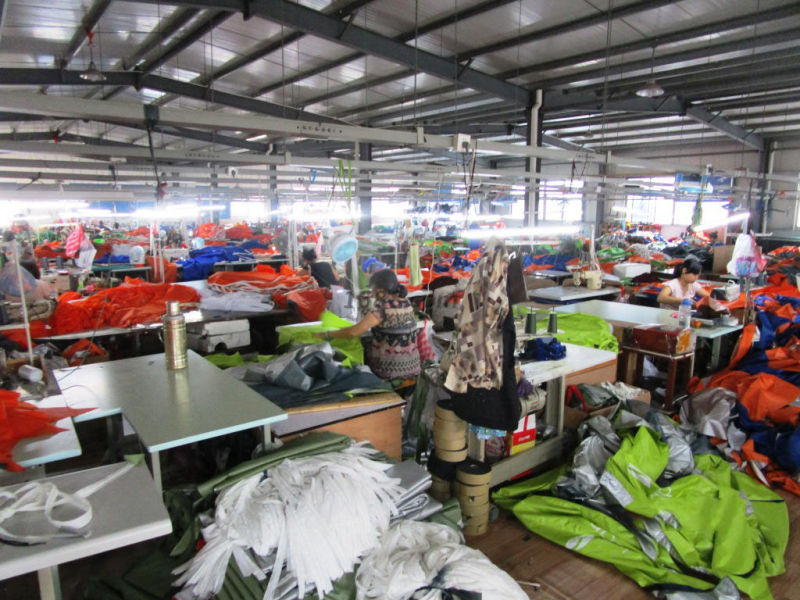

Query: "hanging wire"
(599, 0), (615, 150)
(412, 0), (419, 126)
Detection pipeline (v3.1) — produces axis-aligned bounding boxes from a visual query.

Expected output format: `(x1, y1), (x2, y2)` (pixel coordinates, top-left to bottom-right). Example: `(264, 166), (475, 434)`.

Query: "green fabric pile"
(517, 308), (619, 352)
(204, 352), (275, 369)
(597, 247), (629, 263)
(278, 310), (365, 366)
(494, 406), (788, 600)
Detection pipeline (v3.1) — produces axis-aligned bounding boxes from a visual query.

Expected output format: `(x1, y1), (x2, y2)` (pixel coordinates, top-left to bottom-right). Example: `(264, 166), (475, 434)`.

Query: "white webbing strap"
(0, 463), (134, 544)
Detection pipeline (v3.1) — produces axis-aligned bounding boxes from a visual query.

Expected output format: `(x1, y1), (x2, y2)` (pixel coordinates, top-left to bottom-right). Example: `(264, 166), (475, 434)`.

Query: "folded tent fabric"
(48, 279), (200, 334)
(494, 410), (789, 600)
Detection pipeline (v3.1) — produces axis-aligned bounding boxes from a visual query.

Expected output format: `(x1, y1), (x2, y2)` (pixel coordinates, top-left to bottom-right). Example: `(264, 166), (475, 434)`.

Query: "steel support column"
(524, 92), (543, 227)
(357, 143), (372, 234)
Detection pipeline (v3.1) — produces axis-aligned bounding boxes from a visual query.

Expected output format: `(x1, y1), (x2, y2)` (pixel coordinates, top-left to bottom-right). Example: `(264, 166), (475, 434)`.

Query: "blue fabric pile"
(178, 245), (254, 280)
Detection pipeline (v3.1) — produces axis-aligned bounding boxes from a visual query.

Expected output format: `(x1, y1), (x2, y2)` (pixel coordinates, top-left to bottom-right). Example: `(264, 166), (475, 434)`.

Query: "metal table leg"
(150, 450), (162, 497)
(37, 566), (61, 600)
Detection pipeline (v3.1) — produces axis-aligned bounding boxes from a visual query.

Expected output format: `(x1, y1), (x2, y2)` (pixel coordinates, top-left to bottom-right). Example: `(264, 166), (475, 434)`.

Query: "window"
(538, 179), (584, 222)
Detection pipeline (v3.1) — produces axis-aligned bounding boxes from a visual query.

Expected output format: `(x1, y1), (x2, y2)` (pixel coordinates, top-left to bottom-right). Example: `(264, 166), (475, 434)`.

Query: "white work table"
(8, 396), (82, 471)
(0, 462), (172, 600)
(554, 300), (743, 370)
(528, 286), (620, 303)
(53, 350), (287, 492)
(518, 343), (617, 386)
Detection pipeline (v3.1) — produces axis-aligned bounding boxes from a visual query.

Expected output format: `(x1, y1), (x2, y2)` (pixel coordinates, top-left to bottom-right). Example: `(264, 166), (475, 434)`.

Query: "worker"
(313, 269), (420, 381)
(298, 248), (340, 289)
(657, 257), (711, 309)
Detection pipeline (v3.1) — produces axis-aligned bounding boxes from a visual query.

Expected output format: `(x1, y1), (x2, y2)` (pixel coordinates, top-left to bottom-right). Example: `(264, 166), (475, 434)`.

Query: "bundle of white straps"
(174, 444), (528, 600)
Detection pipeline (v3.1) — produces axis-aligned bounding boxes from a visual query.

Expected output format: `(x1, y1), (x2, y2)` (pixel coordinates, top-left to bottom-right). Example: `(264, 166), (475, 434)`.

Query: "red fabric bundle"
(48, 280), (200, 335)
(195, 222), (225, 239)
(147, 256), (178, 283)
(62, 338), (106, 366)
(1, 320), (51, 350)
(0, 389), (92, 471)
(284, 288), (332, 321)
(34, 241), (67, 259)
(225, 223), (254, 239)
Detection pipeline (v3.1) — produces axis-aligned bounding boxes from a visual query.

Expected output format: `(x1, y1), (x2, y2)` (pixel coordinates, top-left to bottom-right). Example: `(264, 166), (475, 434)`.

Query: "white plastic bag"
(726, 234), (766, 278)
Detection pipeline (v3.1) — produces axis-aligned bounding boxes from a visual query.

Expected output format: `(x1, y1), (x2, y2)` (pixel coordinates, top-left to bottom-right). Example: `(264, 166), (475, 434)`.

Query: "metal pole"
(11, 243), (34, 363)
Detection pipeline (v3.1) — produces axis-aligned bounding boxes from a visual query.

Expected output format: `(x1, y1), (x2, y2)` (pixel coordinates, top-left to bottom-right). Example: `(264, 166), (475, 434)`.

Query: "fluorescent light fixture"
(134, 203), (226, 219)
(692, 212), (750, 232)
(635, 79), (664, 98)
(461, 225), (580, 239)
(246, 134), (268, 142)
(80, 60), (106, 82)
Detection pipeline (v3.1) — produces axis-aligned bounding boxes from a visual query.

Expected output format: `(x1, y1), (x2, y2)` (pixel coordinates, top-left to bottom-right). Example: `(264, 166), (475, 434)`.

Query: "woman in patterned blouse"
(314, 269), (420, 381)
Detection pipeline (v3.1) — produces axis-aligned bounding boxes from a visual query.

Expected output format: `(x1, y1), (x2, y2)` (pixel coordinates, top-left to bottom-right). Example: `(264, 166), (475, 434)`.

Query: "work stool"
(621, 345), (695, 411)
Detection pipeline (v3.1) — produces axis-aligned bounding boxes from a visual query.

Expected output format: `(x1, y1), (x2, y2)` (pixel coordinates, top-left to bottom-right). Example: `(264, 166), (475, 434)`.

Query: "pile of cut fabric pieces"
(224, 341), (390, 409)
(90, 432), (528, 600)
(207, 265), (331, 321)
(495, 398), (789, 600)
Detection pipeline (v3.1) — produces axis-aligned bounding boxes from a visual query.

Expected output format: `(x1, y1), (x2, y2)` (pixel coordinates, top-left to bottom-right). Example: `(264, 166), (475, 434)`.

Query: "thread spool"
(434, 401), (467, 461)
(525, 312), (538, 334)
(547, 311), (558, 334)
(429, 475), (452, 502)
(163, 300), (188, 370)
(455, 461), (491, 536)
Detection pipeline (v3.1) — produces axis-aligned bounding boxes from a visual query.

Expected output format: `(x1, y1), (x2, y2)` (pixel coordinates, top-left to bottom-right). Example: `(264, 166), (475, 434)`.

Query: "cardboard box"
(712, 244), (735, 274)
(506, 413), (536, 455)
(631, 325), (695, 355)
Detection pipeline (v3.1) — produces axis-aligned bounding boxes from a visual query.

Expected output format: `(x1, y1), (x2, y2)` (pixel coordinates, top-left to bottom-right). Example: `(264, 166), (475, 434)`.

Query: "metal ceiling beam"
(120, 8), (200, 71)
(153, 0), (374, 107)
(0, 1), (7, 43)
(502, 3), (800, 80)
(40, 0), (112, 94)
(460, 0), (680, 62)
(369, 94), (508, 126)
(136, 0), (530, 104)
(0, 69), (341, 123)
(543, 92), (686, 114)
(550, 47), (800, 98)
(257, 0), (675, 112)
(56, 0), (112, 69)
(103, 10), (234, 101)
(250, 0), (517, 99)
(534, 28), (800, 91)
(541, 134), (585, 152)
(685, 106), (765, 151)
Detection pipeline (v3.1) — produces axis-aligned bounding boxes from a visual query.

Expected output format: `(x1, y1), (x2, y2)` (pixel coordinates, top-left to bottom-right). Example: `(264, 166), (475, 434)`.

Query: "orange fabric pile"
(0, 320), (51, 350)
(34, 241), (66, 259)
(62, 338), (106, 366)
(225, 223), (254, 239)
(279, 288), (332, 321)
(48, 279), (200, 335)
(0, 389), (91, 471)
(195, 222), (225, 239)
(207, 267), (315, 295)
(147, 256), (178, 283)
(125, 226), (152, 237)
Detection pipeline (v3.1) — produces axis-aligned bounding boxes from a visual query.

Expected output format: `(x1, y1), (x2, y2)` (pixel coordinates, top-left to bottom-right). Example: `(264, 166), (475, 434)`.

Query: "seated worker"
(657, 257), (711, 309)
(314, 269), (420, 381)
(298, 248), (340, 289)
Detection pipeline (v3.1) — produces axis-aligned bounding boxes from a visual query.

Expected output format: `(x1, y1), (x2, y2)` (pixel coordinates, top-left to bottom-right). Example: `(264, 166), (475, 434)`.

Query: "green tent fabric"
(494, 422), (788, 600)
(517, 308), (618, 352)
(278, 310), (365, 366)
(203, 352), (275, 369)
